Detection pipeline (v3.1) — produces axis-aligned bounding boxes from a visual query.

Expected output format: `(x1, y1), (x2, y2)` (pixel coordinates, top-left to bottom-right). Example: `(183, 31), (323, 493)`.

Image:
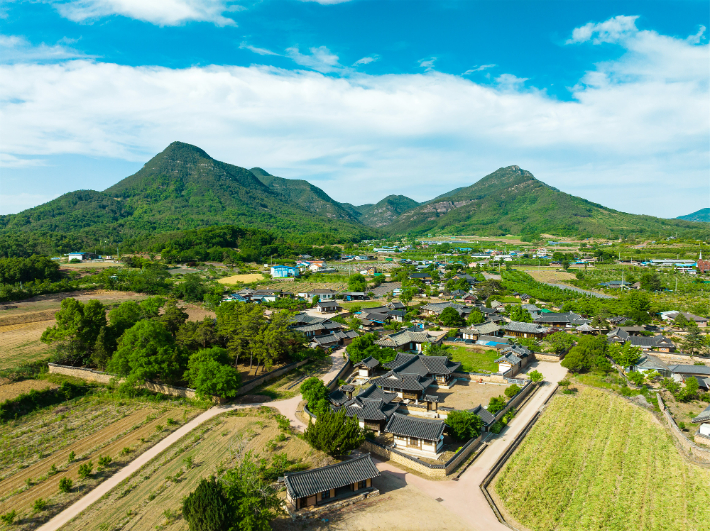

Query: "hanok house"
(470, 404), (496, 431)
(607, 328), (675, 352)
(354, 356), (380, 378)
(635, 354), (672, 378)
(495, 344), (532, 375)
(693, 404), (710, 438)
(375, 353), (461, 400)
(385, 413), (445, 457)
(282, 454), (380, 511)
(374, 329), (442, 353)
(534, 312), (589, 328)
(669, 364), (710, 381)
(316, 300), (341, 314)
(420, 302), (470, 318)
(332, 384), (399, 433)
(290, 315), (344, 338)
(664, 311), (709, 328)
(461, 321), (502, 341)
(310, 330), (359, 349)
(503, 321), (548, 340)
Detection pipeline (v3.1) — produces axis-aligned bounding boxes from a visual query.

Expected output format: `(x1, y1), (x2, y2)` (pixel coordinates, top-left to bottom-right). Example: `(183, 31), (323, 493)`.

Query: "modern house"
(503, 321), (548, 340)
(385, 413), (445, 457)
(282, 454), (380, 511)
(270, 265), (300, 278)
(374, 329), (442, 353)
(303, 289), (337, 301)
(669, 364), (710, 380)
(341, 292), (367, 301)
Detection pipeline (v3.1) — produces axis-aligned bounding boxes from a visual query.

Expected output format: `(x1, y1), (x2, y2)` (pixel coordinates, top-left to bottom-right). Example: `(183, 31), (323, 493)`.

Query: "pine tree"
(304, 409), (365, 456)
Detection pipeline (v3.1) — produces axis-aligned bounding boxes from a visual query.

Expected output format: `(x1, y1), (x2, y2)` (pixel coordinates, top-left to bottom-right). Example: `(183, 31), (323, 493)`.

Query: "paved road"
(372, 361), (568, 530)
(36, 348), (347, 531)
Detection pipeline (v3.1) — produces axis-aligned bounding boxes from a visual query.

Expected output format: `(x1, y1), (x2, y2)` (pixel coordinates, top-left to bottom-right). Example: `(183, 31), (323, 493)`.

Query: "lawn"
(0, 390), (205, 527)
(449, 346), (499, 373)
(340, 300), (388, 310)
(63, 408), (332, 531)
(492, 387), (710, 531)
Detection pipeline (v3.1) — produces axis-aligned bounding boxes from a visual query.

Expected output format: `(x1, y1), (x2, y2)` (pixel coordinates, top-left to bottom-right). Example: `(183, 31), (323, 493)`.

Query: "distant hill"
(677, 208), (710, 223)
(0, 142), (377, 243)
(356, 195), (420, 227)
(385, 165), (707, 238)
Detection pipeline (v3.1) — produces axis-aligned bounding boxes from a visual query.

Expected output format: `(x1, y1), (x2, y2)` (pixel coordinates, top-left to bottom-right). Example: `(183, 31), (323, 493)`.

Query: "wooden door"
(306, 496), (317, 507)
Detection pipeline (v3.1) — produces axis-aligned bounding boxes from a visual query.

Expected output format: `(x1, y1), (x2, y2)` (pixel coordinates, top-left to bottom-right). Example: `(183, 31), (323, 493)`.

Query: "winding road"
(37, 351), (564, 531)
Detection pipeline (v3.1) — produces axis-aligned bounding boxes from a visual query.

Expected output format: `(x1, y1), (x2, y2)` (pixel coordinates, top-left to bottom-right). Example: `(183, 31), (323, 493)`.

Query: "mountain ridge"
(677, 208), (710, 223)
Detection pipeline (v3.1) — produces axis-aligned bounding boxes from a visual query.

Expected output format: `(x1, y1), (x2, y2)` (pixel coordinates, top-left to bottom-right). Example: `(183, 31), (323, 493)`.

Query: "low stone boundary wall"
(48, 363), (206, 401)
(490, 380), (534, 427)
(695, 433), (710, 447)
(534, 352), (564, 362)
(454, 371), (508, 384)
(656, 392), (710, 463)
(286, 488), (379, 520)
(652, 352), (710, 366)
(236, 359), (310, 396)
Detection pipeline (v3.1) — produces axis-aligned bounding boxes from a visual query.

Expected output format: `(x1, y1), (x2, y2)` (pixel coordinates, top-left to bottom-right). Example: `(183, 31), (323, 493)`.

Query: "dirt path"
(36, 349), (346, 531)
(372, 361), (567, 531)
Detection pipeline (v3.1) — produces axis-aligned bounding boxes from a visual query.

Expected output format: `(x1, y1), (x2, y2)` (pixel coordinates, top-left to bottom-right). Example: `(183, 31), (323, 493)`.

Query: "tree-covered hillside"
(385, 165), (708, 239)
(677, 208), (710, 223)
(356, 195), (420, 227)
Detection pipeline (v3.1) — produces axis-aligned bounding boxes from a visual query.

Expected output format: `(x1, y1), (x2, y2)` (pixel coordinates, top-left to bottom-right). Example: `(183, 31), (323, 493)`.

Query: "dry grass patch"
(526, 269), (576, 283)
(0, 320), (55, 370)
(0, 379), (58, 402)
(218, 273), (268, 284)
(493, 387), (710, 531)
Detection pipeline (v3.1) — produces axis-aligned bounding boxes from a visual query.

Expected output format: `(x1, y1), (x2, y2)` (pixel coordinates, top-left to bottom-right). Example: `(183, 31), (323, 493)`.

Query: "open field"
(449, 346), (499, 373)
(492, 387), (710, 531)
(0, 379), (58, 401)
(0, 320), (55, 370)
(435, 380), (509, 410)
(0, 290), (146, 318)
(0, 392), (205, 527)
(63, 408), (333, 531)
(217, 273), (268, 284)
(340, 300), (389, 310)
(522, 269), (576, 284)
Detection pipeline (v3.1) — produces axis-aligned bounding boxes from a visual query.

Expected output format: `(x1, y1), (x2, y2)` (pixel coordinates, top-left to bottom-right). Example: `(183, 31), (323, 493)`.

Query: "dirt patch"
(180, 303), (215, 322)
(0, 319), (55, 370)
(434, 380), (510, 410)
(0, 290), (147, 318)
(526, 269), (576, 283)
(218, 273), (267, 284)
(0, 379), (58, 402)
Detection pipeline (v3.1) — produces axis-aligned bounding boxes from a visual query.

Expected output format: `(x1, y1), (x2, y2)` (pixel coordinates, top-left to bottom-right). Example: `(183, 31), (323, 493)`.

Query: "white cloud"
(687, 25), (706, 45)
(418, 57), (436, 71)
(462, 64), (495, 75)
(286, 45), (341, 72)
(0, 153), (46, 168)
(0, 34), (89, 63)
(0, 16), (707, 217)
(239, 42), (280, 56)
(353, 55), (379, 66)
(0, 193), (60, 214)
(567, 15), (639, 45)
(54, 0), (239, 26)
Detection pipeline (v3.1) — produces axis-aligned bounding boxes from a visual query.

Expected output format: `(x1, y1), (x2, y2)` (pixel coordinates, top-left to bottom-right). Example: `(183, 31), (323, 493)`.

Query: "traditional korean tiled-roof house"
(328, 385), (355, 406)
(607, 328), (675, 352)
(385, 413), (445, 457)
(316, 300), (341, 314)
(420, 302), (470, 317)
(354, 356), (380, 378)
(375, 353), (461, 399)
(470, 404), (496, 430)
(310, 330), (359, 349)
(663, 311), (709, 327)
(291, 317), (344, 338)
(503, 321), (548, 340)
(282, 454), (380, 511)
(461, 321), (502, 340)
(692, 404), (710, 438)
(534, 312), (589, 328)
(635, 354), (672, 378)
(374, 329), (442, 353)
(669, 364), (710, 380)
(332, 384), (399, 433)
(496, 352), (523, 374)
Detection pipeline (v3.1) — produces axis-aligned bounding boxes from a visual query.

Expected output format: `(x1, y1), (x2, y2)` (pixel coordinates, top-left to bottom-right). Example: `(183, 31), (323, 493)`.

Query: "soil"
(0, 379), (58, 401)
(434, 380), (510, 410)
(0, 320), (55, 370)
(526, 269), (576, 283)
(218, 273), (267, 284)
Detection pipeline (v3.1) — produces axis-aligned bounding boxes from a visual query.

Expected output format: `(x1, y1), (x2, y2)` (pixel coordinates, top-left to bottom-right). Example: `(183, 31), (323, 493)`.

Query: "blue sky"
(1, 0), (708, 219)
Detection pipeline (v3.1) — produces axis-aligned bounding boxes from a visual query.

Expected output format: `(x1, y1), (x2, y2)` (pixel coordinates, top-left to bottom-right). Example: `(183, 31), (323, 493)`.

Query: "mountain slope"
(677, 208), (710, 223)
(356, 195), (420, 227)
(385, 166), (707, 238)
(0, 142), (377, 242)
(249, 167), (358, 221)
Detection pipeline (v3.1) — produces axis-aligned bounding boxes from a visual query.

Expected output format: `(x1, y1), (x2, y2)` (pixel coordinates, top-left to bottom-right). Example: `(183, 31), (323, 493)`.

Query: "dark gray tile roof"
(504, 321), (547, 334)
(376, 371), (435, 391)
(423, 394), (439, 403)
(462, 322), (501, 335)
(501, 344), (532, 357)
(670, 364), (710, 376)
(637, 355), (670, 371)
(496, 352), (522, 365)
(384, 353), (461, 376)
(385, 413), (445, 442)
(354, 356), (380, 369)
(335, 384), (399, 421)
(328, 388), (350, 406)
(375, 330), (439, 348)
(470, 404), (496, 425)
(693, 404), (710, 423)
(283, 454), (380, 500)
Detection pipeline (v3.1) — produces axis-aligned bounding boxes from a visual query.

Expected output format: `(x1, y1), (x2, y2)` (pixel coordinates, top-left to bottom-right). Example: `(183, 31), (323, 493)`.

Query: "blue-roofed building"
(271, 265), (300, 278)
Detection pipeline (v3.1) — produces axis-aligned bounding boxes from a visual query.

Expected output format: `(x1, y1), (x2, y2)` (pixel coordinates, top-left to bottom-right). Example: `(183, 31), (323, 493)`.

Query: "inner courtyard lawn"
(448, 346), (499, 373)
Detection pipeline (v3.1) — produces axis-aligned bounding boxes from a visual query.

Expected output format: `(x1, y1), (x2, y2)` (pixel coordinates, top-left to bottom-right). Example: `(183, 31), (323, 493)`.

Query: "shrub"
(98, 455), (112, 469)
(528, 370), (543, 383)
(504, 384), (521, 398)
(183, 455), (194, 469)
(68, 451), (75, 462)
(0, 382), (91, 422)
(33, 498), (47, 512)
(627, 371), (645, 386)
(78, 461), (93, 479)
(121, 447), (132, 455)
(488, 396), (507, 414)
(304, 409), (365, 457)
(59, 477), (73, 493)
(445, 410), (484, 440)
(0, 510), (16, 525)
(182, 477), (231, 531)
(48, 464), (58, 476)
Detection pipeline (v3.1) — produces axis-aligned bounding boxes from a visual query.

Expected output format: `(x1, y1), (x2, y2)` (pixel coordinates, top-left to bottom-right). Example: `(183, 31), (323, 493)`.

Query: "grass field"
(63, 408), (332, 531)
(250, 358), (333, 400)
(492, 387), (710, 531)
(218, 273), (268, 284)
(0, 391), (205, 527)
(449, 346), (499, 373)
(340, 300), (388, 310)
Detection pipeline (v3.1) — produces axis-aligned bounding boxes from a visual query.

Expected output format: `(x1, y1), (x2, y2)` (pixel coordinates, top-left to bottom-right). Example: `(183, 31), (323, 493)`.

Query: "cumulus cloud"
(0, 16), (707, 216)
(567, 15), (639, 44)
(0, 34), (89, 63)
(54, 0), (239, 26)
(353, 55), (379, 66)
(286, 45), (341, 72)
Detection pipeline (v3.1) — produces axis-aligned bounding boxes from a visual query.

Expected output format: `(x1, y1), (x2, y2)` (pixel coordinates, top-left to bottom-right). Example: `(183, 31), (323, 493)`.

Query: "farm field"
(0, 392), (205, 528)
(0, 290), (146, 318)
(217, 273), (268, 284)
(492, 387), (710, 531)
(258, 281), (348, 294)
(0, 379), (58, 401)
(522, 269), (576, 284)
(63, 408), (332, 531)
(0, 320), (55, 370)
(449, 346), (499, 373)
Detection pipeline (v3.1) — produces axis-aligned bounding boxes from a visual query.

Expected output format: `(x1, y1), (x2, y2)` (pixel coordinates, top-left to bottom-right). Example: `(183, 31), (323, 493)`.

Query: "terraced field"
(493, 387), (710, 531)
(0, 394), (204, 528)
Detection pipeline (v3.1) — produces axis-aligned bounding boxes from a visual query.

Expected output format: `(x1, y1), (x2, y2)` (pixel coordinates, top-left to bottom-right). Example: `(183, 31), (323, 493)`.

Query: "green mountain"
(0, 142), (377, 243)
(677, 208), (710, 223)
(385, 165), (707, 238)
(356, 195), (420, 227)
(249, 167), (359, 222)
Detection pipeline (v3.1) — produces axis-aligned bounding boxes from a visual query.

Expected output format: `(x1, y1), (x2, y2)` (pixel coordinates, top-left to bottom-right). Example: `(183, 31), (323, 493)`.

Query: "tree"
(504, 384), (521, 398)
(107, 320), (185, 384)
(41, 298), (107, 366)
(561, 335), (611, 373)
(509, 305), (532, 323)
(528, 370), (543, 383)
(346, 333), (396, 364)
(182, 476), (231, 531)
(627, 371), (645, 386)
(300, 377), (330, 416)
(440, 306), (464, 327)
(445, 410), (484, 440)
(347, 274), (367, 292)
(108, 301), (142, 339)
(561, 347), (590, 373)
(640, 272), (662, 292)
(91, 326), (113, 370)
(546, 332), (575, 354)
(679, 376), (699, 402)
(488, 396), (507, 414)
(185, 348), (241, 399)
(304, 409), (365, 457)
(216, 302), (266, 368)
(608, 342), (642, 369)
(682, 324), (705, 356)
(624, 292), (651, 325)
(466, 310), (485, 326)
(160, 298), (189, 337)
(399, 287), (415, 308)
(422, 342), (451, 358)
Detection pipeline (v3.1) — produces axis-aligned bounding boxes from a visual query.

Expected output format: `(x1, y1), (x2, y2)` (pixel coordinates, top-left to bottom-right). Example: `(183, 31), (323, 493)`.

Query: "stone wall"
(236, 359), (310, 396)
(652, 352), (710, 366)
(48, 363), (205, 401)
(694, 433), (710, 447)
(454, 372), (509, 384)
(656, 392), (710, 463)
(534, 352), (565, 362)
